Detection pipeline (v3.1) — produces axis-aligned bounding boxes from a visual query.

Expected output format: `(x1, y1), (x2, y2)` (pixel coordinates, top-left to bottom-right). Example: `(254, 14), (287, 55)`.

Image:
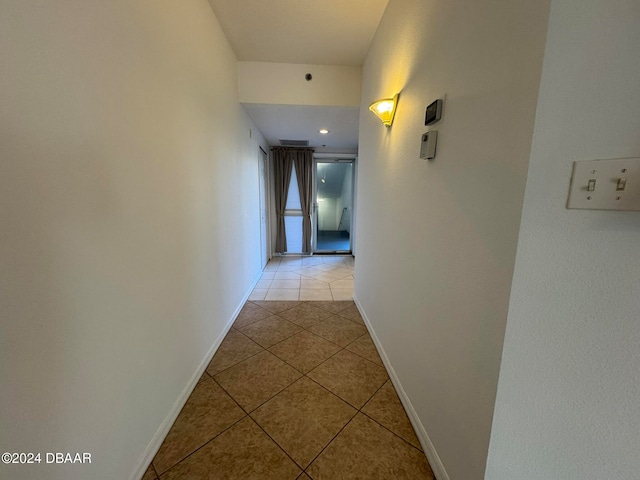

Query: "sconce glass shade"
(369, 94), (399, 127)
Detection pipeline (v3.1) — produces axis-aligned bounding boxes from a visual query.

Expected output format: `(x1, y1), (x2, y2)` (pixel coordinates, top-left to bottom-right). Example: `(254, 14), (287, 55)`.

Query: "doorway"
(314, 160), (354, 253)
(258, 147), (270, 268)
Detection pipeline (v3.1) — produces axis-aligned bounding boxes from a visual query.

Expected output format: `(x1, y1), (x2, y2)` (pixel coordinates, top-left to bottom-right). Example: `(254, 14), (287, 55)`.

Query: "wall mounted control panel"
(567, 157), (640, 211)
(420, 131), (438, 159)
(425, 99), (443, 125)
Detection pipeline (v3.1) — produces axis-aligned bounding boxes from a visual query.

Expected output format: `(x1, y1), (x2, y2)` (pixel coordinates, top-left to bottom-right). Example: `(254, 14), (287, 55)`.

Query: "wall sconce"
(369, 94), (399, 127)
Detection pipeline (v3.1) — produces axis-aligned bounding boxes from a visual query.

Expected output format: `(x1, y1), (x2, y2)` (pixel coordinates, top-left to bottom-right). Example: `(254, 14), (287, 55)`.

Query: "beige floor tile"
(248, 288), (268, 301)
(279, 256), (303, 264)
(161, 417), (301, 480)
(269, 331), (341, 374)
(307, 315), (366, 347)
(141, 463), (157, 480)
(274, 271), (302, 280)
(206, 329), (264, 376)
(301, 257), (324, 266)
(307, 413), (433, 480)
(307, 350), (388, 408)
(266, 289), (300, 301)
(260, 272), (276, 280)
(152, 377), (245, 475)
(362, 381), (422, 450)
(239, 316), (302, 348)
(313, 263), (344, 272)
(329, 278), (355, 289)
(251, 377), (356, 468)
(276, 264), (303, 272)
(314, 272), (351, 283)
(234, 303), (273, 329)
(345, 334), (383, 367)
(293, 267), (322, 277)
(252, 300), (301, 314)
(214, 351), (302, 412)
(264, 265), (279, 272)
(270, 279), (301, 289)
(309, 300), (355, 315)
(331, 288), (354, 301)
(323, 267), (353, 277)
(299, 289), (333, 301)
(321, 256), (349, 264)
(324, 267), (352, 275)
(300, 278), (330, 289)
(279, 303), (333, 329)
(255, 279), (273, 289)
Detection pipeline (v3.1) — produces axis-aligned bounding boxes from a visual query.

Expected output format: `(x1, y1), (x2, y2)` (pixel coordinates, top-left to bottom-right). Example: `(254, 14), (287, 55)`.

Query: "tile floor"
(142, 273), (435, 479)
(248, 255), (355, 302)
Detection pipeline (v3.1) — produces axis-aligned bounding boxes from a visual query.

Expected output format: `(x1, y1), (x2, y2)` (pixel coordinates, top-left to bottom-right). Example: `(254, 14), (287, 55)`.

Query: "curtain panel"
(272, 148), (293, 253)
(293, 150), (313, 253)
(271, 147), (314, 254)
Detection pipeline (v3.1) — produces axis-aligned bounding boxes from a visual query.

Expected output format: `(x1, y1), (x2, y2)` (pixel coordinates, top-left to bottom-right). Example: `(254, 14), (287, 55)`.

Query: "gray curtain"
(293, 150), (314, 253)
(273, 149), (293, 253)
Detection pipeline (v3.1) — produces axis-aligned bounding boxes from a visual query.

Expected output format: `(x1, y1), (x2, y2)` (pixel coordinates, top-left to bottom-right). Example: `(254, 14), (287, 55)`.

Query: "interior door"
(314, 160), (354, 253)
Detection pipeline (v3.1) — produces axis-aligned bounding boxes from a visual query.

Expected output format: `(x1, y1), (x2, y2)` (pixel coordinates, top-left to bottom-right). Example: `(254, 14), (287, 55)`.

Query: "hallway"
(143, 296), (434, 479)
(249, 256), (356, 302)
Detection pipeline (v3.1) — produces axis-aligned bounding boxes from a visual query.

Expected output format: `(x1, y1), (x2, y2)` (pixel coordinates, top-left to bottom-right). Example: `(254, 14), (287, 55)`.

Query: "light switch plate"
(567, 157), (640, 211)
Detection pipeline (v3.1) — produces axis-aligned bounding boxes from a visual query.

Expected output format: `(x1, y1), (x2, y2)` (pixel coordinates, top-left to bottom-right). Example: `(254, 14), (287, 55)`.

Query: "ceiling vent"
(279, 139), (309, 147)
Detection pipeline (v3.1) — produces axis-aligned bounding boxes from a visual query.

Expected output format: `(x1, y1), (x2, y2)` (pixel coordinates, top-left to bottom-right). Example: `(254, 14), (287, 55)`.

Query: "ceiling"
(207, 0), (389, 66)
(243, 104), (360, 152)
(317, 162), (353, 198)
(208, 0), (389, 152)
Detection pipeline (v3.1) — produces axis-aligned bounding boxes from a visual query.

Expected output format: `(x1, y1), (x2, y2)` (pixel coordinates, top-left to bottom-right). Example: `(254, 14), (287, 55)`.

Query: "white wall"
(318, 199), (339, 230)
(238, 62), (362, 106)
(0, 1), (267, 479)
(336, 166), (353, 233)
(354, 0), (550, 479)
(486, 1), (640, 479)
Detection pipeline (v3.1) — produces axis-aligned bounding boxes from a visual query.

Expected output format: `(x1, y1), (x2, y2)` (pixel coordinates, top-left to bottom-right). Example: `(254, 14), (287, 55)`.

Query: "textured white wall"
(0, 1), (267, 479)
(336, 166), (353, 233)
(354, 0), (550, 478)
(238, 62), (362, 106)
(486, 1), (640, 478)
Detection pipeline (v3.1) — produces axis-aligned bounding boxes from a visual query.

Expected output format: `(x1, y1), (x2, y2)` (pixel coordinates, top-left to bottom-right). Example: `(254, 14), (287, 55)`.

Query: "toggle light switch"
(567, 157), (640, 211)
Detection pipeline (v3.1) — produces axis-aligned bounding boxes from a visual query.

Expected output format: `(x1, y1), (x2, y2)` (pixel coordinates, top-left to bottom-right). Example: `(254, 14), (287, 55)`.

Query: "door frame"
(258, 146), (271, 268)
(312, 154), (357, 254)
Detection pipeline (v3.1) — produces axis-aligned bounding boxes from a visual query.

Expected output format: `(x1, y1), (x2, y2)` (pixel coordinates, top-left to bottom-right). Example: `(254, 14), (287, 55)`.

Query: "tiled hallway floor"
(249, 255), (355, 301)
(143, 291), (435, 478)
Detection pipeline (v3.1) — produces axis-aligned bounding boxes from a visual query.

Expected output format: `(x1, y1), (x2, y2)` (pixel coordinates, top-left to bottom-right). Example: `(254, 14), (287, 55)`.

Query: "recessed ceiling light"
(318, 129), (330, 135)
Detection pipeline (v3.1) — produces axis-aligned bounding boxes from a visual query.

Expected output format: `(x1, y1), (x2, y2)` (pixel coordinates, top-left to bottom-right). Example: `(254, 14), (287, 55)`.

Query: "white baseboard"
(130, 272), (261, 480)
(353, 294), (450, 480)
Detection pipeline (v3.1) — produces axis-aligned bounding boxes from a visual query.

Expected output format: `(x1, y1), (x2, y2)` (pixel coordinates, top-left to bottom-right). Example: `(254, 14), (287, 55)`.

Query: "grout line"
(153, 405), (249, 477)
(167, 276), (431, 478)
(248, 413), (305, 473)
(302, 411), (358, 471)
(163, 281), (399, 479)
(359, 409), (426, 453)
(210, 376), (251, 417)
(205, 346), (265, 379)
(157, 420), (247, 474)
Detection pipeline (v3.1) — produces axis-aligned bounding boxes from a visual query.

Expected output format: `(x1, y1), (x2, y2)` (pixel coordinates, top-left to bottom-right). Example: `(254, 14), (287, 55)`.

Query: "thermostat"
(420, 131), (438, 159)
(425, 99), (443, 125)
